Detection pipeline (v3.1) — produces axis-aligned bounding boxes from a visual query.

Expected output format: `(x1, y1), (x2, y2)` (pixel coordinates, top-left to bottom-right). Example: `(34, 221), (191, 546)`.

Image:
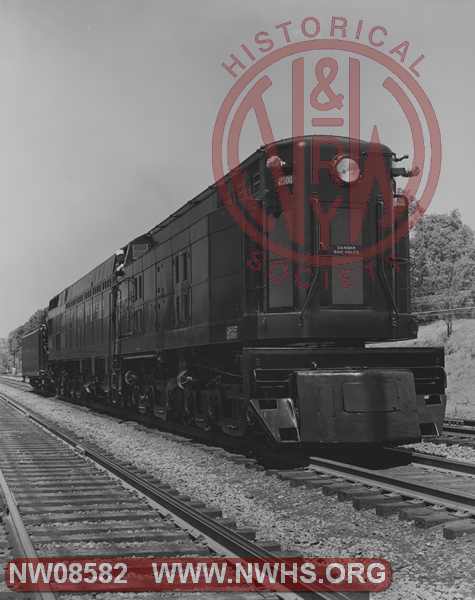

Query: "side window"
(156, 262), (169, 298)
(173, 250), (191, 327)
(182, 252), (188, 282)
(155, 262), (167, 332)
(143, 268), (154, 300)
(173, 251), (189, 284)
(131, 274), (143, 302)
(131, 278), (137, 302)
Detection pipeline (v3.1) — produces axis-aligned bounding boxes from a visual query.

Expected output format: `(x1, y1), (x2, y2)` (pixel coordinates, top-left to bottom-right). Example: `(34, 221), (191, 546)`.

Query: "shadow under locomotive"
(22, 135), (447, 451)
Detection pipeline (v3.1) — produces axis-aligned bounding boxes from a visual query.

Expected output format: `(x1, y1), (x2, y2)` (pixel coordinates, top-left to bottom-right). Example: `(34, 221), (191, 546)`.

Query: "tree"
(410, 210), (475, 336)
(0, 339), (9, 372)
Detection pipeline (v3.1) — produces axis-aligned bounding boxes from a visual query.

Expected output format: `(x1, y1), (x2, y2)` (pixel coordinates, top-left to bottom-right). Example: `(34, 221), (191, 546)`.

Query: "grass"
(380, 319), (475, 419)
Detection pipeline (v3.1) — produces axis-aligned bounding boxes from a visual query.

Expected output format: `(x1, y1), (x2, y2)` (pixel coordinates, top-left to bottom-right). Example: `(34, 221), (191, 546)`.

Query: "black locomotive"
(22, 135), (446, 446)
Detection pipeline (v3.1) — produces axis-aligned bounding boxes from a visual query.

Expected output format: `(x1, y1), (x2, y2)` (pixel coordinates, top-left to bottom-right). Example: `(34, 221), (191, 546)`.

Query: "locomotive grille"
(412, 366), (446, 395)
(252, 369), (292, 398)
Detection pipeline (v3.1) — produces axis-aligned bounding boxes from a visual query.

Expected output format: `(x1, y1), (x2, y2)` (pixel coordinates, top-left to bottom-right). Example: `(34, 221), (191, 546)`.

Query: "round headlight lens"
(266, 155), (285, 169)
(334, 156), (360, 183)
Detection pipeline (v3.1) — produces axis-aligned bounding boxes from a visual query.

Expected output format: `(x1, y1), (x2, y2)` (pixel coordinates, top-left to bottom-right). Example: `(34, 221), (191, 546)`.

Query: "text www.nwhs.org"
(6, 557), (391, 592)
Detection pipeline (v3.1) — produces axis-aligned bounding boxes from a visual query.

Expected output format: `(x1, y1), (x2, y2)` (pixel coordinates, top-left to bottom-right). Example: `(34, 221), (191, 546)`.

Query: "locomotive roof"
(49, 135), (392, 306)
(263, 134), (392, 154)
(148, 135), (392, 237)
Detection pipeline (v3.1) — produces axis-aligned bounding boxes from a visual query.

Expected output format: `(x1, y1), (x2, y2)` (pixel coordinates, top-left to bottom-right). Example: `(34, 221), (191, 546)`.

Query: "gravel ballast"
(409, 440), (475, 463)
(1, 383), (474, 600)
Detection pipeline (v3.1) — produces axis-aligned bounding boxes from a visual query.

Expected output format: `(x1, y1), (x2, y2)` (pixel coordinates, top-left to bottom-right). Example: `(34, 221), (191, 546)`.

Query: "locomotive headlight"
(266, 155), (286, 169)
(334, 155), (361, 184)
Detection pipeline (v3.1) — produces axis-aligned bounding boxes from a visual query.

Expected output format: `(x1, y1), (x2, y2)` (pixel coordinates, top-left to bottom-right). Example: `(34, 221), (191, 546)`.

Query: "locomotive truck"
(22, 135), (447, 447)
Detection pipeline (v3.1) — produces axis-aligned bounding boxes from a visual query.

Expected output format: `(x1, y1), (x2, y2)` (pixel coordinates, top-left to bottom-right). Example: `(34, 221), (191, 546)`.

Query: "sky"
(0, 0), (474, 337)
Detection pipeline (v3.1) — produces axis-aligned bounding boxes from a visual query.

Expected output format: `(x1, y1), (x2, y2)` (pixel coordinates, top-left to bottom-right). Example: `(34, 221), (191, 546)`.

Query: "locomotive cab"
(241, 135), (417, 345)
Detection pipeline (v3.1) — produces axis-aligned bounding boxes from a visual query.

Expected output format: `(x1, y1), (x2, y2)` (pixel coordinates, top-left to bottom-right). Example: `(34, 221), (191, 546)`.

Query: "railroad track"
(0, 390), (362, 600)
(0, 376), (31, 392)
(2, 376), (475, 542)
(216, 446), (475, 540)
(434, 419), (475, 449)
(443, 418), (475, 441)
(267, 453), (475, 540)
(393, 447), (475, 476)
(445, 417), (475, 428)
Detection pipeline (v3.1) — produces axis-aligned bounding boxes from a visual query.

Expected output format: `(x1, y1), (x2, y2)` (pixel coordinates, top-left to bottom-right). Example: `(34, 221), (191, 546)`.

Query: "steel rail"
(445, 418), (475, 426)
(0, 464), (56, 600)
(0, 391), (360, 600)
(309, 455), (475, 515)
(387, 447), (475, 476)
(443, 424), (475, 436)
(400, 448), (475, 475)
